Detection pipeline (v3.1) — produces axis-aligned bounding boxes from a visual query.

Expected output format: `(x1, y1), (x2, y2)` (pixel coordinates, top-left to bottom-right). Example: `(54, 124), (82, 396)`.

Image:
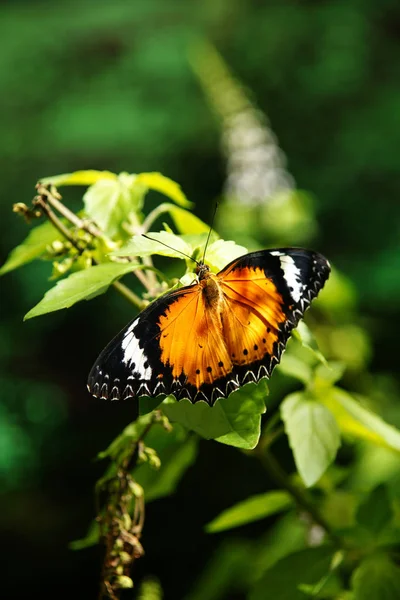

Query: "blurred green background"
(1, 1), (399, 598)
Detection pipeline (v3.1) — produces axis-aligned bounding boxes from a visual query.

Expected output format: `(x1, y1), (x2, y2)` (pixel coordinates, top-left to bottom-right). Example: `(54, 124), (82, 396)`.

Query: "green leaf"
(205, 490), (293, 533)
(134, 424), (198, 502)
(215, 380), (268, 448)
(83, 172), (146, 237)
(159, 203), (210, 234)
(322, 387), (400, 451)
(182, 231), (218, 251)
(111, 231), (192, 260)
(352, 554), (400, 600)
(249, 546), (335, 600)
(24, 262), (139, 319)
(139, 395), (165, 416)
(0, 221), (62, 275)
(203, 239), (247, 271)
(98, 413), (155, 460)
(277, 354), (313, 385)
(135, 172), (192, 208)
(281, 392), (341, 487)
(40, 170), (117, 187)
(69, 520), (99, 550)
(314, 361), (346, 388)
(293, 321), (328, 366)
(162, 380), (267, 450)
(143, 203), (210, 235)
(356, 484), (394, 536)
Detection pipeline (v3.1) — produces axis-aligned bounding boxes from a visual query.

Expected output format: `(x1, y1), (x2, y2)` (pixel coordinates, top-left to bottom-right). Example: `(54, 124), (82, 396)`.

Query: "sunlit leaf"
(134, 424), (198, 502)
(162, 380), (267, 450)
(356, 484), (394, 535)
(40, 170), (116, 187)
(204, 239), (248, 271)
(293, 321), (328, 366)
(215, 380), (268, 449)
(281, 392), (341, 487)
(314, 361), (346, 387)
(24, 262), (139, 319)
(329, 325), (372, 371)
(111, 231), (192, 260)
(0, 221), (62, 275)
(249, 546), (335, 600)
(277, 354), (313, 385)
(351, 554), (400, 600)
(145, 202), (210, 235)
(322, 388), (400, 451)
(205, 490), (293, 533)
(164, 203), (210, 234)
(135, 172), (192, 208)
(83, 173), (145, 237)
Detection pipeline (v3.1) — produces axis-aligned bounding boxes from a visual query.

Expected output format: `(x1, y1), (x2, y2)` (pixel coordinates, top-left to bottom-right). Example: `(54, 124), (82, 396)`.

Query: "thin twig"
(112, 280), (144, 308)
(34, 184), (146, 310)
(35, 195), (79, 247)
(45, 186), (103, 237)
(140, 203), (169, 233)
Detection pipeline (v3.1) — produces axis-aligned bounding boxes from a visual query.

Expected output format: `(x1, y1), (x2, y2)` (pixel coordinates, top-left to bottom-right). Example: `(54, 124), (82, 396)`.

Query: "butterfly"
(87, 248), (330, 406)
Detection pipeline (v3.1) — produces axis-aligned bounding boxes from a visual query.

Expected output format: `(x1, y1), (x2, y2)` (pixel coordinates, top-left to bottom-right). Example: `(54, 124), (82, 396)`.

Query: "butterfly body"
(88, 248), (330, 405)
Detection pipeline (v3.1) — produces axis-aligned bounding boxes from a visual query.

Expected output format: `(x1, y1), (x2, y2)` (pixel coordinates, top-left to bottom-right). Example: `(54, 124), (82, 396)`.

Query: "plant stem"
(259, 449), (343, 547)
(112, 280), (144, 308)
(34, 184), (146, 310)
(97, 410), (167, 600)
(45, 187), (103, 237)
(35, 195), (78, 245)
(141, 203), (169, 232)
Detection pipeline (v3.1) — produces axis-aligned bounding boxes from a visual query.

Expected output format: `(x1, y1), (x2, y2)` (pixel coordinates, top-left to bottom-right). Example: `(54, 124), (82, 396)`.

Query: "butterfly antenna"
(142, 234), (199, 265)
(202, 201), (219, 264)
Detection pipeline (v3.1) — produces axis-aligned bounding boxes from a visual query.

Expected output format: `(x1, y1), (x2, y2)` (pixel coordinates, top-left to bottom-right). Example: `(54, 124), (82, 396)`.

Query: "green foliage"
(355, 485), (394, 537)
(205, 490), (293, 533)
(3, 164), (400, 598)
(133, 424), (198, 502)
(249, 546), (336, 600)
(155, 203), (211, 235)
(162, 380), (267, 449)
(0, 221), (63, 275)
(112, 231), (193, 260)
(323, 388), (400, 451)
(1, 3), (400, 597)
(351, 554), (400, 600)
(281, 391), (341, 487)
(23, 261), (141, 319)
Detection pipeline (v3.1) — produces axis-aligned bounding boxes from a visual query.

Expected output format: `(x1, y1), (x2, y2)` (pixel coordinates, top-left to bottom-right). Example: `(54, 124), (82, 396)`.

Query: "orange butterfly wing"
(219, 265), (286, 369)
(157, 283), (232, 390)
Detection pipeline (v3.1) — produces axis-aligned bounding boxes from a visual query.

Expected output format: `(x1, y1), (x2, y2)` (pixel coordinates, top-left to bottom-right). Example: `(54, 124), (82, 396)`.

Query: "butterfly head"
(195, 261), (211, 281)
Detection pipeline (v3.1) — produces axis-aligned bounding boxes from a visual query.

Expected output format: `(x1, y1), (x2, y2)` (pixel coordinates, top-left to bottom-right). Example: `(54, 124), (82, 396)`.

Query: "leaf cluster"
(2, 172), (400, 599)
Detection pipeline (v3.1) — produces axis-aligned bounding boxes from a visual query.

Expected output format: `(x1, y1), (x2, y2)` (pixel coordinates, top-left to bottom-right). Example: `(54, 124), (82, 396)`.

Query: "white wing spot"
(271, 252), (303, 302)
(121, 318), (152, 380)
